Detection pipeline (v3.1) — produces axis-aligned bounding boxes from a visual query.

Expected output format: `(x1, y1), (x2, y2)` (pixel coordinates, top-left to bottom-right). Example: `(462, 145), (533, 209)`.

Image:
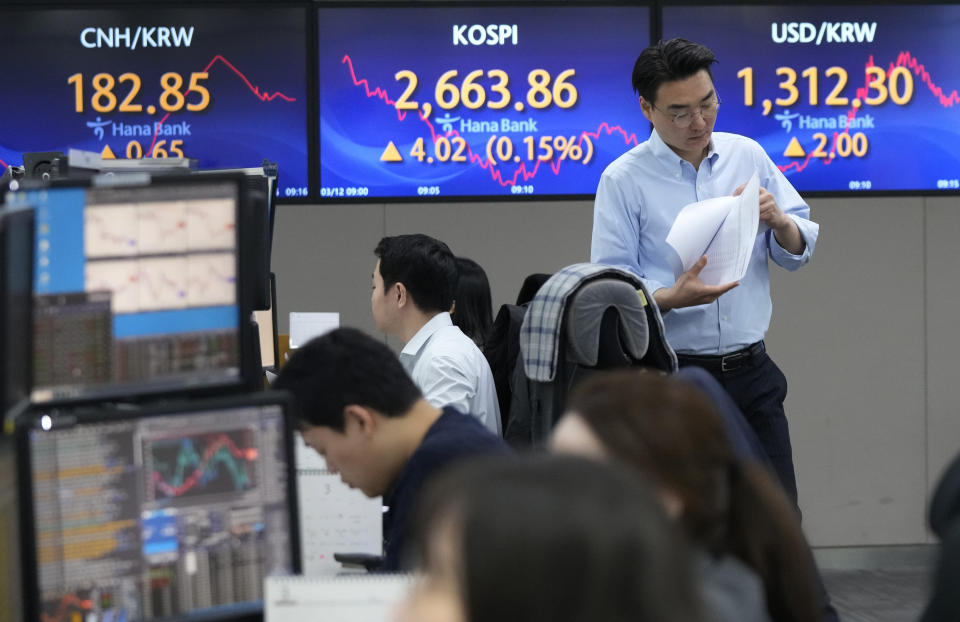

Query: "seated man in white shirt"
(372, 234), (501, 435)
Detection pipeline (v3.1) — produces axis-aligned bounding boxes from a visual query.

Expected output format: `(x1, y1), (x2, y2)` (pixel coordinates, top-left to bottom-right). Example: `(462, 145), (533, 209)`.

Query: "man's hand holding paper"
(666, 172), (760, 288)
(736, 181), (807, 255)
(652, 254), (739, 313)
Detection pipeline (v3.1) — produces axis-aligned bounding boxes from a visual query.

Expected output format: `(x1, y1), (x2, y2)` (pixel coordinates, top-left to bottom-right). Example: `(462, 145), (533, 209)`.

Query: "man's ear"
(639, 96), (654, 123)
(394, 281), (409, 309)
(343, 404), (378, 438)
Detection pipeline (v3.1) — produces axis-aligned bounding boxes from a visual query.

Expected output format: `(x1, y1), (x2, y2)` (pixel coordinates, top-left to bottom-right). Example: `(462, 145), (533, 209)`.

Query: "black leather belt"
(676, 341), (766, 373)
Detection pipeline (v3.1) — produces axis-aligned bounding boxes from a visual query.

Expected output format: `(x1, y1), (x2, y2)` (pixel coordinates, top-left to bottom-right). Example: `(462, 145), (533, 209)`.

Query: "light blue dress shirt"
(591, 129), (819, 355)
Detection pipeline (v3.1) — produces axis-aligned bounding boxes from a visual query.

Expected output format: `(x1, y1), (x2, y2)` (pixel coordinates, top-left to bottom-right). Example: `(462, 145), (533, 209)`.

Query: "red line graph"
(888, 51), (960, 107)
(147, 54), (296, 154)
(341, 54), (639, 187)
(0, 157), (8, 169)
(151, 433), (251, 498)
(779, 50), (957, 174)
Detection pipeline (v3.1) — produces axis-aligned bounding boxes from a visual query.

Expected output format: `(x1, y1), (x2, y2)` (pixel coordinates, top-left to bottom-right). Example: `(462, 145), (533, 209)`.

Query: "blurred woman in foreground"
(399, 453), (703, 622)
(551, 370), (822, 622)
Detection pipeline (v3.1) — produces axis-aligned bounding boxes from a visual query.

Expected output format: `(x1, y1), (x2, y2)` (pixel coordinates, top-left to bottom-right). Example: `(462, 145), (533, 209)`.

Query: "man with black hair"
(373, 234), (501, 435)
(273, 327), (507, 571)
(591, 38), (819, 507)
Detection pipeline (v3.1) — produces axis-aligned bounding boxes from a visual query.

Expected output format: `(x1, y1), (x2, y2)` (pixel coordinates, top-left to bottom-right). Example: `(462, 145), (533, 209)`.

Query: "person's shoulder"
(600, 141), (653, 182)
(421, 408), (507, 452)
(428, 325), (489, 365)
(436, 323), (481, 348)
(715, 132), (768, 159)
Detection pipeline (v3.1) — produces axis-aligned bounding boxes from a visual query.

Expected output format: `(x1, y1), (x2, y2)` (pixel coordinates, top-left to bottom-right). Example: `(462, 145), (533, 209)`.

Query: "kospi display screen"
(0, 6), (310, 199)
(663, 4), (960, 193)
(317, 4), (651, 200)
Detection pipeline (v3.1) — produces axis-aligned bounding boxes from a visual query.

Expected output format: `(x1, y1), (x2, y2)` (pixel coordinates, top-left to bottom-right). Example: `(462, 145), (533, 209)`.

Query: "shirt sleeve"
(590, 171), (669, 294)
(756, 145), (819, 271)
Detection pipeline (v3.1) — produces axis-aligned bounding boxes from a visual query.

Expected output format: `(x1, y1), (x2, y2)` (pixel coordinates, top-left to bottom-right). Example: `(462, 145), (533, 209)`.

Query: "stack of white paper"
(297, 465), (384, 575)
(666, 172), (760, 286)
(289, 312), (340, 349)
(265, 574), (413, 622)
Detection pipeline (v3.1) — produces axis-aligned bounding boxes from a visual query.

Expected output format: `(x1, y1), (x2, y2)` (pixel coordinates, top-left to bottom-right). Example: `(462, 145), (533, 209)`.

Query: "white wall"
(272, 194), (960, 546)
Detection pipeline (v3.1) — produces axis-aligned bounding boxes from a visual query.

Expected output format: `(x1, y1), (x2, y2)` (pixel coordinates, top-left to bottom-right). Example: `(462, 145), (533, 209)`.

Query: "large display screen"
(663, 4), (960, 193)
(0, 6), (310, 199)
(317, 4), (651, 200)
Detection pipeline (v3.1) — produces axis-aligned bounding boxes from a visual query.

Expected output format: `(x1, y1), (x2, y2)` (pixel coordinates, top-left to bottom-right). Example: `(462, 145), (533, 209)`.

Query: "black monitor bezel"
(14, 390), (302, 622)
(1, 205), (35, 425)
(16, 172), (258, 407)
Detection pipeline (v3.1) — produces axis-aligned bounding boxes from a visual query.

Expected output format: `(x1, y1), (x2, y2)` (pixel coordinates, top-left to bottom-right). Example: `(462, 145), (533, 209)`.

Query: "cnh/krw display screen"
(0, 5), (310, 199)
(317, 4), (651, 200)
(663, 4), (960, 193)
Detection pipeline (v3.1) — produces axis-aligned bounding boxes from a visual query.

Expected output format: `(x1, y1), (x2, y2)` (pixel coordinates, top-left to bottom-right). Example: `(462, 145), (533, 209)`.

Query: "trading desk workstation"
(0, 167), (299, 622)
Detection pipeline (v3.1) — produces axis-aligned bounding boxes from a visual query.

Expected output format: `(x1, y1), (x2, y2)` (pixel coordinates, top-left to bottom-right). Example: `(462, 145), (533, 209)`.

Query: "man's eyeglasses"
(651, 96), (721, 128)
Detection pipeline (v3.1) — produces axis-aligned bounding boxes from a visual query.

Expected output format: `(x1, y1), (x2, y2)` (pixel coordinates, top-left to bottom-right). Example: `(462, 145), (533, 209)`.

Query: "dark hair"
(451, 257), (493, 348)
(410, 454), (702, 622)
(632, 38), (717, 104)
(565, 370), (821, 622)
(374, 234), (458, 314)
(272, 327), (421, 431)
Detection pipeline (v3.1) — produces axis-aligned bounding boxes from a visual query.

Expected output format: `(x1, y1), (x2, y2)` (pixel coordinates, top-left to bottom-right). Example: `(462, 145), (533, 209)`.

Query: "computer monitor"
(15, 392), (301, 622)
(0, 205), (35, 420)
(195, 164), (278, 311)
(6, 174), (251, 404)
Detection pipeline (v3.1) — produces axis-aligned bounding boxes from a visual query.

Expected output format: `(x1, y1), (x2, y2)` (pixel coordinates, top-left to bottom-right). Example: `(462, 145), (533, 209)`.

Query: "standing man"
(590, 38), (819, 505)
(372, 234), (501, 436)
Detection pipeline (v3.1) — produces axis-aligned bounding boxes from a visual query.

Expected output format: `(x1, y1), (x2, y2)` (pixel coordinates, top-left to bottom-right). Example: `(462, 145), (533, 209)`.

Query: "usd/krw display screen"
(663, 5), (960, 193)
(317, 5), (650, 200)
(0, 6), (310, 199)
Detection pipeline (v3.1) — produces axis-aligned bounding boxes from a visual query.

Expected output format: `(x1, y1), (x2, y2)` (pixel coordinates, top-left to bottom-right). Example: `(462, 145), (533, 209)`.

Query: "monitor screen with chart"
(7, 175), (247, 404)
(15, 393), (300, 622)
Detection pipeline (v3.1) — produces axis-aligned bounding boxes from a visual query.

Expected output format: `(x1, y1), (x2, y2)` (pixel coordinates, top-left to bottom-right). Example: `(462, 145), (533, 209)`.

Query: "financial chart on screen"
(7, 178), (244, 403)
(317, 4), (651, 200)
(663, 4), (960, 192)
(23, 400), (297, 622)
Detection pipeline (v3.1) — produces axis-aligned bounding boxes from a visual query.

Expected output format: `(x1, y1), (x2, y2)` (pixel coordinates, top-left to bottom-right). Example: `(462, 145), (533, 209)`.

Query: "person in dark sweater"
(273, 327), (508, 571)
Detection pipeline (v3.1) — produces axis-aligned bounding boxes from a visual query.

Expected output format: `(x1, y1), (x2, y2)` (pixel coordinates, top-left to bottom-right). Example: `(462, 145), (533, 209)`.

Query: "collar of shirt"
(648, 128), (721, 176)
(400, 312), (453, 360)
